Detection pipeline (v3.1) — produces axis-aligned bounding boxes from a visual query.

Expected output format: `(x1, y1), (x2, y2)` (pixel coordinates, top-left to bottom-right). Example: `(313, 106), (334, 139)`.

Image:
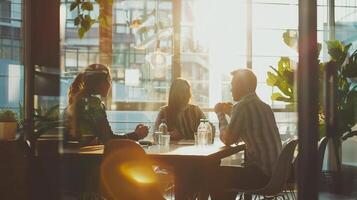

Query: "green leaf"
(266, 72), (278, 86)
(78, 27), (86, 38)
(281, 57), (292, 70)
(283, 30), (298, 50)
(343, 49), (357, 78)
(275, 80), (293, 97)
(74, 16), (80, 26)
(84, 14), (95, 25)
(271, 92), (293, 102)
(81, 17), (91, 31)
(0, 109), (17, 122)
(326, 40), (350, 65)
(81, 2), (94, 11)
(70, 2), (78, 11)
(282, 70), (294, 86)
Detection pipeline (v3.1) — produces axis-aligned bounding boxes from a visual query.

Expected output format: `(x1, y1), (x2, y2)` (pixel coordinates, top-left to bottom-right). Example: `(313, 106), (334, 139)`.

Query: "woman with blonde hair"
(64, 64), (148, 145)
(155, 78), (206, 140)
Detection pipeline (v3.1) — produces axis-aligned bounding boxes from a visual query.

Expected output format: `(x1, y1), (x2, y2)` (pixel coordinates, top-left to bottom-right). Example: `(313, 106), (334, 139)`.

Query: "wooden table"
(62, 141), (245, 200)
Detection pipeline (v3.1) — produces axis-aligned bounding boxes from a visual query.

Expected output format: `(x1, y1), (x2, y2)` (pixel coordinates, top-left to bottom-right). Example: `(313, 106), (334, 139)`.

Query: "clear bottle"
(197, 118), (208, 145)
(158, 119), (168, 134)
(205, 119), (213, 144)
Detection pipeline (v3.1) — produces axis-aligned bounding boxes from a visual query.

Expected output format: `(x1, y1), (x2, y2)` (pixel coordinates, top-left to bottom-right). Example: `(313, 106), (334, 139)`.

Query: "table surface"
(61, 140), (245, 161)
(61, 140), (245, 200)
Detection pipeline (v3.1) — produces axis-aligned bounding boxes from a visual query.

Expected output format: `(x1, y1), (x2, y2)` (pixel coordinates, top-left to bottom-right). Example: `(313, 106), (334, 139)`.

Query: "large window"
(0, 0), (23, 114)
(180, 0), (300, 137)
(60, 0), (173, 132)
(0, 0), (11, 23)
(60, 0), (356, 138)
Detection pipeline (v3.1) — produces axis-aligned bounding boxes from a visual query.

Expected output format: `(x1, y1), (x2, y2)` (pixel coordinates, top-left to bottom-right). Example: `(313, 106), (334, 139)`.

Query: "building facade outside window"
(0, 0), (24, 114)
(59, 0), (356, 138)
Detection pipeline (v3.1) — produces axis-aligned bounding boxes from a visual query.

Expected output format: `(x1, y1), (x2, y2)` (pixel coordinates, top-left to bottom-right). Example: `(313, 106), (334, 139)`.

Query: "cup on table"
(153, 131), (162, 145)
(159, 134), (170, 146)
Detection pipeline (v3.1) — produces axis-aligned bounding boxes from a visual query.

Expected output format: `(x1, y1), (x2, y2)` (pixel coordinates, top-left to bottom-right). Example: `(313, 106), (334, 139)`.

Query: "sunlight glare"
(118, 162), (156, 184)
(192, 0), (247, 105)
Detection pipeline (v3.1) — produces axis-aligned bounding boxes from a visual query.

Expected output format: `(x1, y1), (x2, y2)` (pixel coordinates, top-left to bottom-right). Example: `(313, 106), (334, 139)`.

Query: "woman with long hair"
(64, 64), (148, 145)
(154, 78), (206, 140)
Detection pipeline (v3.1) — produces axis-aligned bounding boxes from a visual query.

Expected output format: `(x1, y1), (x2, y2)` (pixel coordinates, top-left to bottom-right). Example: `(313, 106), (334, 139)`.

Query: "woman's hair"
(166, 78), (192, 130)
(68, 64), (111, 104)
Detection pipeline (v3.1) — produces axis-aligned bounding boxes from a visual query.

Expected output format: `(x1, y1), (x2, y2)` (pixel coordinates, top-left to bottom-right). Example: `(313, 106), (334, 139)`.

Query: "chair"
(318, 136), (328, 173)
(100, 139), (165, 200)
(284, 136), (328, 200)
(228, 139), (298, 200)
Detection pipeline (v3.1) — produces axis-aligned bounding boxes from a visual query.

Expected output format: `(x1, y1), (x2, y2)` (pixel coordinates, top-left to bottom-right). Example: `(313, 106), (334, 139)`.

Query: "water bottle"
(197, 119), (208, 145)
(158, 119), (168, 134)
(205, 119), (213, 144)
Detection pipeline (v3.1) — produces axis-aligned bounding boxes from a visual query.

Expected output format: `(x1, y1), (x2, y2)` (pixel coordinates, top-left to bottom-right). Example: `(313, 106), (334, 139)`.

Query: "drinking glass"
(159, 134), (170, 146)
(153, 131), (162, 145)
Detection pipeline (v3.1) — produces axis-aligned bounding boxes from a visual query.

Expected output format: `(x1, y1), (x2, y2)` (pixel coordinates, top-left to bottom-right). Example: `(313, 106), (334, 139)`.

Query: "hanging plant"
(70, 0), (113, 38)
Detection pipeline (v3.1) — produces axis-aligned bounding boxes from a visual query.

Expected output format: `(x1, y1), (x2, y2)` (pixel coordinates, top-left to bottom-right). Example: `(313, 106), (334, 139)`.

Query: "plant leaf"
(283, 30), (298, 50)
(70, 2), (78, 11)
(326, 40), (350, 65)
(78, 27), (86, 38)
(74, 16), (80, 26)
(81, 2), (94, 11)
(266, 72), (279, 86)
(271, 92), (293, 102)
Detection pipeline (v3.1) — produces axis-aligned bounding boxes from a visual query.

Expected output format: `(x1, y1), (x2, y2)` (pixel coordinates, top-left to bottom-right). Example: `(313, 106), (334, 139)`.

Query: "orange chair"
(100, 139), (165, 200)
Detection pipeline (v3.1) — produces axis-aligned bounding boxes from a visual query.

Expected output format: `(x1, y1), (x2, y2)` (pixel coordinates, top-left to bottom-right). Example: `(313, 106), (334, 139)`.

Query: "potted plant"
(0, 109), (18, 140)
(267, 31), (357, 194)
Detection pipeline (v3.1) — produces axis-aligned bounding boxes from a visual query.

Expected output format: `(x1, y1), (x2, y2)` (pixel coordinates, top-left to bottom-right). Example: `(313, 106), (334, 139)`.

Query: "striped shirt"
(155, 104), (205, 139)
(218, 93), (282, 176)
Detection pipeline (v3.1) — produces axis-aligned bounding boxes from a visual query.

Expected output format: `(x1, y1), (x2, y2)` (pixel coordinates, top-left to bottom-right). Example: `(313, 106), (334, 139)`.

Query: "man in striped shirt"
(210, 69), (282, 199)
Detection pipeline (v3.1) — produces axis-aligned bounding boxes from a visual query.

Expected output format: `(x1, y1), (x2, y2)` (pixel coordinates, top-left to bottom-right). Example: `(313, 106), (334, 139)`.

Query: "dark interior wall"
(30, 0), (60, 69)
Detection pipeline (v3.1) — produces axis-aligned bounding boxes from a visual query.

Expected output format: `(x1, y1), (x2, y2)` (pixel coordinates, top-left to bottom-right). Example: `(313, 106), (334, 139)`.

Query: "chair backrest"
(256, 139), (298, 195)
(318, 136), (328, 173)
(100, 139), (164, 200)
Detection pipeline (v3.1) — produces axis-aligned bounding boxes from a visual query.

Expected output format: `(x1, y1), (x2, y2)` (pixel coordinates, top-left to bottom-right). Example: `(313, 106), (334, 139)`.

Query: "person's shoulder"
(83, 95), (105, 110)
(233, 101), (247, 110)
(187, 104), (203, 112)
(188, 104), (199, 109)
(160, 105), (168, 110)
(159, 105), (169, 113)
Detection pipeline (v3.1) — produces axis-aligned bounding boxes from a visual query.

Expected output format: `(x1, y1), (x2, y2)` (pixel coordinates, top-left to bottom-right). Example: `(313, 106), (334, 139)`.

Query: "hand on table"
(134, 124), (149, 139)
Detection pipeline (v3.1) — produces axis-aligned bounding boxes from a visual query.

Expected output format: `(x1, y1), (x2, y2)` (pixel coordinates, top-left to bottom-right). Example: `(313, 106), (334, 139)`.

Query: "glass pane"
(60, 0), (173, 134)
(179, 0), (298, 142)
(181, 0), (247, 108)
(335, 0), (357, 179)
(0, 0), (24, 117)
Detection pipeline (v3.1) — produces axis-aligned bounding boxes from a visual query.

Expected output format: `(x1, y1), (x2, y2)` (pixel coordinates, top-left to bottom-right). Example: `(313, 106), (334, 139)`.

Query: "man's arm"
(217, 112), (239, 146)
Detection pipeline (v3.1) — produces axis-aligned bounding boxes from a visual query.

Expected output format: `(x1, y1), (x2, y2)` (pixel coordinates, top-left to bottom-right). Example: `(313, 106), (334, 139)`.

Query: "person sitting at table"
(207, 69), (282, 199)
(154, 78), (206, 140)
(64, 64), (148, 145)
